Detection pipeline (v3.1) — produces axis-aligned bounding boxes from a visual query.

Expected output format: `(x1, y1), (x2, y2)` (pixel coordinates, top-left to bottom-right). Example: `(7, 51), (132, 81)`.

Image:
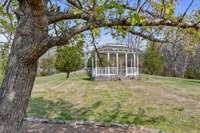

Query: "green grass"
(23, 71), (200, 133)
(0, 68), (3, 84)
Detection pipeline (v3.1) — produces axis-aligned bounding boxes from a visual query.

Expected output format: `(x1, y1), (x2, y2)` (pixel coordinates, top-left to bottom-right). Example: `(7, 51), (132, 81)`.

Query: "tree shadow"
(26, 98), (167, 125)
(186, 80), (200, 84)
(26, 97), (103, 120)
(67, 72), (91, 81)
(95, 104), (166, 125)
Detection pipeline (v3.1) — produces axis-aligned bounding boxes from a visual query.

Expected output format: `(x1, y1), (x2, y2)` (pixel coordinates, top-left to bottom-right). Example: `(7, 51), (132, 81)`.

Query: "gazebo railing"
(127, 67), (137, 75)
(98, 67), (109, 76)
(92, 67), (138, 76)
(110, 67), (118, 75)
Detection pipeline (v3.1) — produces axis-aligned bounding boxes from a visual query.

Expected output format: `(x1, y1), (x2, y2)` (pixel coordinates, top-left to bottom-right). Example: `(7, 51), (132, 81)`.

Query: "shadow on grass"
(26, 97), (167, 125)
(26, 97), (102, 120)
(67, 72), (91, 81)
(186, 80), (200, 84)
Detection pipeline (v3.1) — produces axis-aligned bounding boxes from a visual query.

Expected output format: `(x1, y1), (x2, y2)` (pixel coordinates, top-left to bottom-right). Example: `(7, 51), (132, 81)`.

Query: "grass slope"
(25, 72), (200, 133)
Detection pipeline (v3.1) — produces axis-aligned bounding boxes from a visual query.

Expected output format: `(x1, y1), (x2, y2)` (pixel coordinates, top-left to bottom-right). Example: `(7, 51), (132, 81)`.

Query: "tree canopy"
(55, 43), (84, 78)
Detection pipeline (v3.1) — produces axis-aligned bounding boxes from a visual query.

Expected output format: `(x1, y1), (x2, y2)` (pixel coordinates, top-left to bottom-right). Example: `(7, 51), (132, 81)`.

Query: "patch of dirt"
(22, 118), (161, 133)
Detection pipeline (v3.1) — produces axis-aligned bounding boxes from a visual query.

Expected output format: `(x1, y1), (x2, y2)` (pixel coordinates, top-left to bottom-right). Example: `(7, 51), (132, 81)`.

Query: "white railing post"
(107, 52), (110, 76)
(134, 52), (136, 76)
(95, 52), (98, 76)
(116, 53), (118, 75)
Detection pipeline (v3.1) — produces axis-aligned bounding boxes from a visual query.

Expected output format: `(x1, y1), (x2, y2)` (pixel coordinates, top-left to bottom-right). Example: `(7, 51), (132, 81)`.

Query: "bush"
(185, 68), (195, 79)
(39, 71), (49, 76)
(185, 68), (200, 79)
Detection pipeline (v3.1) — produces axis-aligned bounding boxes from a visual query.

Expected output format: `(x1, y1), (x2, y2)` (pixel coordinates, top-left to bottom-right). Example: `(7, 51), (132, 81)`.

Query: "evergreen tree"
(143, 43), (164, 75)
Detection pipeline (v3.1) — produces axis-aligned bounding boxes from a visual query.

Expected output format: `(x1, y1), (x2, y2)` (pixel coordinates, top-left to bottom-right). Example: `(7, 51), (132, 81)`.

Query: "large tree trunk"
(0, 0), (48, 132)
(0, 56), (37, 133)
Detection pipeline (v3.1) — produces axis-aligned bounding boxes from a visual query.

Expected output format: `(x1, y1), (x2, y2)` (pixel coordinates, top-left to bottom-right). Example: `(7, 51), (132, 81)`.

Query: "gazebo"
(91, 43), (139, 80)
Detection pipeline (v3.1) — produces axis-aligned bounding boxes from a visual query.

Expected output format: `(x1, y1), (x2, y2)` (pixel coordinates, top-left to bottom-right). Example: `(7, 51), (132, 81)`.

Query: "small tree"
(143, 43), (164, 75)
(55, 44), (84, 78)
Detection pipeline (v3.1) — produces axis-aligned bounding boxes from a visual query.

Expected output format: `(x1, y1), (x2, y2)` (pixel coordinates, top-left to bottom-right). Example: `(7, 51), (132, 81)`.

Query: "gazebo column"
(116, 52), (118, 75)
(137, 53), (139, 75)
(130, 54), (133, 68)
(125, 53), (127, 76)
(130, 53), (132, 75)
(95, 52), (98, 76)
(134, 52), (136, 75)
(107, 52), (110, 76)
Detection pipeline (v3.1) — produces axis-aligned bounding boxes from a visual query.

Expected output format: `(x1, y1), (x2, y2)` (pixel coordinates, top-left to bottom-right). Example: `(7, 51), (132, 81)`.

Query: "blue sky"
(176, 0), (200, 15)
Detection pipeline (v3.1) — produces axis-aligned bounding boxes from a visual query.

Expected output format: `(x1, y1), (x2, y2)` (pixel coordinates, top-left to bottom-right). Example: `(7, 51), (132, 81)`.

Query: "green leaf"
(131, 13), (144, 25)
(100, 0), (103, 5)
(165, 4), (174, 18)
(92, 28), (100, 37)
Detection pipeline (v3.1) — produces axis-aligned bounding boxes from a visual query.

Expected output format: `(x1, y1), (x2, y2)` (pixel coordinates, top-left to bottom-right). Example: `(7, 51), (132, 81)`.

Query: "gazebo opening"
(91, 43), (139, 80)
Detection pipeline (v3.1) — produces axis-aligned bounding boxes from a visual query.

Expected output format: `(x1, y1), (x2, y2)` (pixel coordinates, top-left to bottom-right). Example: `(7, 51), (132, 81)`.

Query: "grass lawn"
(0, 68), (3, 83)
(25, 71), (200, 133)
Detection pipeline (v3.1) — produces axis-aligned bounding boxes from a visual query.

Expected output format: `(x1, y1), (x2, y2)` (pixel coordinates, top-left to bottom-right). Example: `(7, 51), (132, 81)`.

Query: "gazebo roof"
(97, 43), (135, 53)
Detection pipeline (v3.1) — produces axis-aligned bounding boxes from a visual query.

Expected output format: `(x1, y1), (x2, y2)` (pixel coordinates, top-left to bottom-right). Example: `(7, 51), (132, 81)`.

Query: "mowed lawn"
(26, 71), (200, 133)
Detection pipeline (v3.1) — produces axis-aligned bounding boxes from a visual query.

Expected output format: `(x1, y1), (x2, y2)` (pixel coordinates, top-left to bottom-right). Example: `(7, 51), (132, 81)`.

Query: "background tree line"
(142, 29), (200, 79)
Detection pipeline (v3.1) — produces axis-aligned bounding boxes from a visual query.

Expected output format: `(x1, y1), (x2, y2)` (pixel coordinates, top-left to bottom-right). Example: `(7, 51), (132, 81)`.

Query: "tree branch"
(66, 0), (83, 10)
(179, 0), (194, 22)
(46, 23), (91, 47)
(46, 16), (200, 47)
(47, 3), (156, 25)
(93, 17), (200, 30)
(48, 11), (89, 24)
(129, 30), (167, 43)
(48, 10), (200, 30)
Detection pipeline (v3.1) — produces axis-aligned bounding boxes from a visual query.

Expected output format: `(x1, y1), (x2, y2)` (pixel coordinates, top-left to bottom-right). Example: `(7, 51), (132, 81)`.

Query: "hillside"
(20, 71), (200, 132)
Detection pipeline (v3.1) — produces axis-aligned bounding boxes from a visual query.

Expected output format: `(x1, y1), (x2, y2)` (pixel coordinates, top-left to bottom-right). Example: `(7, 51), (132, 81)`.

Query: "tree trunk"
(67, 72), (70, 79)
(181, 55), (189, 78)
(0, 56), (37, 133)
(0, 0), (48, 132)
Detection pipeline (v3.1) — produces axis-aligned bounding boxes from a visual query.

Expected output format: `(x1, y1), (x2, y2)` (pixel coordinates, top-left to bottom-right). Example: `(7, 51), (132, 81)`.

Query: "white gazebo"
(91, 44), (139, 80)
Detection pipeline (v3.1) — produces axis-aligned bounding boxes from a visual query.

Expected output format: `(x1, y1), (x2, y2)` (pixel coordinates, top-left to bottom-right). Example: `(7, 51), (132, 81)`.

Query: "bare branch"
(137, 0), (147, 13)
(46, 23), (91, 47)
(66, 0), (83, 10)
(179, 0), (194, 21)
(129, 30), (167, 43)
